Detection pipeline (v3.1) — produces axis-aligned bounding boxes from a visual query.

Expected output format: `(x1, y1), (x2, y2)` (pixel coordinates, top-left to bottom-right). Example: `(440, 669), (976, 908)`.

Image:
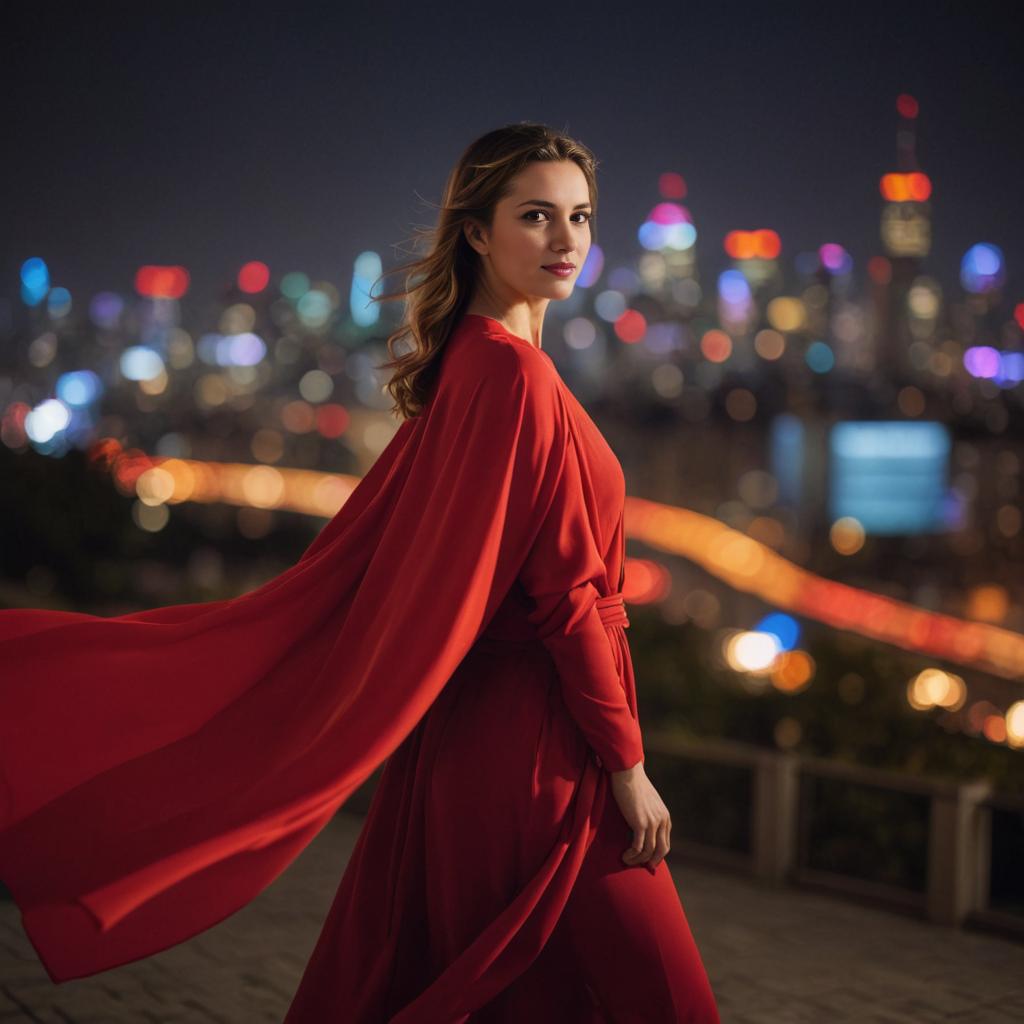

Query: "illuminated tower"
(636, 172), (700, 316)
(721, 229), (783, 330)
(875, 93), (933, 383)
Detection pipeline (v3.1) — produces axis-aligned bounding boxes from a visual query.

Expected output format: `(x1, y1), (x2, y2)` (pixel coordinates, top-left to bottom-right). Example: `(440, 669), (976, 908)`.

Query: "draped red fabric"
(0, 313), (646, 1017)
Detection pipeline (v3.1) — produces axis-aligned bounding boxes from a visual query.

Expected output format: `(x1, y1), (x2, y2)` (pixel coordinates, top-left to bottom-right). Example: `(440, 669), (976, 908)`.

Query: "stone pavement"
(2, 810), (1023, 1023)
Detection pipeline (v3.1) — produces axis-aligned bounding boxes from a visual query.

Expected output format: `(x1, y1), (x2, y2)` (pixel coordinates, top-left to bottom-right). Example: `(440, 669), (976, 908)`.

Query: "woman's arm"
(523, 583), (644, 773)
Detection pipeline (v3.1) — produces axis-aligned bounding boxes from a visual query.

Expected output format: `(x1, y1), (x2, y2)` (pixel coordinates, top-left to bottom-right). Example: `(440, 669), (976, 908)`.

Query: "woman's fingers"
(622, 823), (645, 863)
(641, 826), (657, 862)
(613, 774), (674, 867)
(649, 820), (671, 868)
(623, 818), (671, 866)
(623, 822), (658, 864)
(625, 826), (645, 860)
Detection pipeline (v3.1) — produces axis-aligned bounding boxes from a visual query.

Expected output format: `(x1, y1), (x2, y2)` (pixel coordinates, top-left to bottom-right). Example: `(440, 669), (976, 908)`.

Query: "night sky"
(3, 3), (1022, 314)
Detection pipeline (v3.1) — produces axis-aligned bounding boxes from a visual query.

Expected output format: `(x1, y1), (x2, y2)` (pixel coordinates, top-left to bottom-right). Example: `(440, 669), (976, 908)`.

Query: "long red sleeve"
(516, 381), (644, 774)
(523, 584), (644, 772)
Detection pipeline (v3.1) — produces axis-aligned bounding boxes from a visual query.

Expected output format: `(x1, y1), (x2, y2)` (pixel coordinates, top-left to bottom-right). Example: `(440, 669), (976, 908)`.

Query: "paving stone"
(2, 809), (1023, 1021)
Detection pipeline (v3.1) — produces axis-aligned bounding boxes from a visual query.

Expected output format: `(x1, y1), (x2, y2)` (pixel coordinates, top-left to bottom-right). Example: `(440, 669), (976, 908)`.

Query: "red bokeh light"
(896, 93), (919, 119)
(658, 172), (687, 200)
(1, 401), (30, 448)
(134, 265), (190, 299)
(315, 403), (350, 439)
(621, 557), (672, 604)
(867, 256), (892, 286)
(238, 261), (271, 294)
(614, 310), (647, 344)
(111, 448), (159, 494)
(87, 437), (125, 471)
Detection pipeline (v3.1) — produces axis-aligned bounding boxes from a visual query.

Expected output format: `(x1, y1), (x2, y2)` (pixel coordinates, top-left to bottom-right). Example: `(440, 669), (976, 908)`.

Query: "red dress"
(0, 312), (719, 1021)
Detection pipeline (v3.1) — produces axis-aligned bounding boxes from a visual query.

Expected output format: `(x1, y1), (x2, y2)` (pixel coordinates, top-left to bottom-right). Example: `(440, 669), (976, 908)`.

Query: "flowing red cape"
(0, 316), (643, 1016)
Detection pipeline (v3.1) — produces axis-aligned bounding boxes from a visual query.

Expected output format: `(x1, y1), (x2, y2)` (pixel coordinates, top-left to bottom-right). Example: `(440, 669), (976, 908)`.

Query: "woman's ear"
(463, 219), (488, 257)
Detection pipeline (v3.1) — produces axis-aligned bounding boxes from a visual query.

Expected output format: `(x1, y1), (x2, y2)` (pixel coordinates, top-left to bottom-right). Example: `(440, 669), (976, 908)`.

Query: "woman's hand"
(609, 760), (672, 868)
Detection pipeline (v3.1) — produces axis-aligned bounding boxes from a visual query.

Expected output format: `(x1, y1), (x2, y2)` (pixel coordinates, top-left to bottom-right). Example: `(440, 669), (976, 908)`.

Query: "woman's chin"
(537, 277), (575, 294)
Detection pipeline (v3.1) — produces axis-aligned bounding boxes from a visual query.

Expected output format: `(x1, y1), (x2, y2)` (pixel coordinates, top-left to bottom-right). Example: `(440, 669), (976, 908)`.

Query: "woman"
(0, 123), (719, 1022)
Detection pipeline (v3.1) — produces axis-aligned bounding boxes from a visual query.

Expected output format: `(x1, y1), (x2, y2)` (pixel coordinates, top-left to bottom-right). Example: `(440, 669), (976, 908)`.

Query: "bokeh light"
(238, 261), (270, 293)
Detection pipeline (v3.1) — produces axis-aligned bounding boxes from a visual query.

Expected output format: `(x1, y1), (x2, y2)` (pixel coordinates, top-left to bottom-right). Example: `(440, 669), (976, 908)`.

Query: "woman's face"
(467, 159), (593, 302)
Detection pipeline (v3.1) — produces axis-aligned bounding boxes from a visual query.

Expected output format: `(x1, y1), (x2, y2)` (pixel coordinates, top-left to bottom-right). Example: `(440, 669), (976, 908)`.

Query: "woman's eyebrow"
(515, 199), (593, 209)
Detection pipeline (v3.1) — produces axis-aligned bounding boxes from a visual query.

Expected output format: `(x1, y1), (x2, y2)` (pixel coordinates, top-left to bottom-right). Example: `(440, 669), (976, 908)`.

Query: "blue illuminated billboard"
(828, 421), (953, 535)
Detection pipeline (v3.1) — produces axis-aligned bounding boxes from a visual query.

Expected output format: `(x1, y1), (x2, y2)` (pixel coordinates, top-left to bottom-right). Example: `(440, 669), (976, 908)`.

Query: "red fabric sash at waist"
(473, 590), (628, 656)
(594, 592), (629, 629)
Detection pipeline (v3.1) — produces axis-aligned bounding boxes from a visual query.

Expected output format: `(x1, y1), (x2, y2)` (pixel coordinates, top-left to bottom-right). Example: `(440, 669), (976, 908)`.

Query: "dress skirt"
(284, 599), (720, 1023)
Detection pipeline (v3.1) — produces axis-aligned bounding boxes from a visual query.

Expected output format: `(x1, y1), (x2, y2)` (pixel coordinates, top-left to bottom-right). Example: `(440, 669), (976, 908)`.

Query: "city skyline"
(3, 5), (1022, 310)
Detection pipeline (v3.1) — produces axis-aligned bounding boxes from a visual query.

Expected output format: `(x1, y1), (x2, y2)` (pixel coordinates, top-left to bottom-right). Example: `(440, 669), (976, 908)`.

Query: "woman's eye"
(523, 210), (592, 223)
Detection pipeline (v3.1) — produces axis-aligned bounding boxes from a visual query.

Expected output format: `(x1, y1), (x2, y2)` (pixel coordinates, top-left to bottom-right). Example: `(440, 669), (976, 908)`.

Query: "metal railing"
(338, 728), (1021, 939)
(643, 729), (1021, 938)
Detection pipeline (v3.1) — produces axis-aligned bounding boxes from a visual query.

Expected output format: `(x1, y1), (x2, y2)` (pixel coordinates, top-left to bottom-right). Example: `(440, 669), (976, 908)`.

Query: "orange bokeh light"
(724, 230), (781, 261)
(700, 329), (732, 363)
(880, 172), (932, 203)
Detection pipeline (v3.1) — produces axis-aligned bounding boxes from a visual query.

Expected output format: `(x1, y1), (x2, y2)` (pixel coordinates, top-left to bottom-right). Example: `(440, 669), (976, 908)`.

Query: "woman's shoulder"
(445, 314), (557, 394)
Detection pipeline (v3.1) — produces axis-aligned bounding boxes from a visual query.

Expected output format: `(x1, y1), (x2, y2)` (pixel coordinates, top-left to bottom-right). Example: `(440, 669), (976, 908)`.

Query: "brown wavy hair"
(371, 121), (600, 420)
